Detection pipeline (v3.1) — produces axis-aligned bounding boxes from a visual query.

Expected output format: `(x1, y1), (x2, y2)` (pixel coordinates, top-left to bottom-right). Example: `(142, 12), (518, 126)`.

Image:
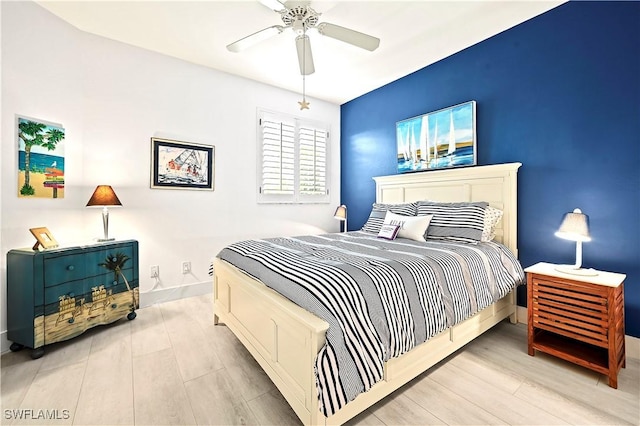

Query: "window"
(258, 110), (329, 203)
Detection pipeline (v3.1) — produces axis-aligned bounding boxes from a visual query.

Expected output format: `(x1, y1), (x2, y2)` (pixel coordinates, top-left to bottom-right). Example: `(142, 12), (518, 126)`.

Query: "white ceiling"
(37, 0), (565, 105)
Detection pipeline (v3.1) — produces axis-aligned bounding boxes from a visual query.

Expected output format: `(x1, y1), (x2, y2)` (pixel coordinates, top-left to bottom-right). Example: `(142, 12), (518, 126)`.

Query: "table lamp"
(334, 205), (347, 233)
(86, 185), (122, 241)
(554, 208), (597, 276)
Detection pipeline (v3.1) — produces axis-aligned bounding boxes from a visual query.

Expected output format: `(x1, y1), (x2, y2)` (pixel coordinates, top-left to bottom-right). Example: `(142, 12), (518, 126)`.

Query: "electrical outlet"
(150, 265), (159, 278)
(182, 261), (191, 274)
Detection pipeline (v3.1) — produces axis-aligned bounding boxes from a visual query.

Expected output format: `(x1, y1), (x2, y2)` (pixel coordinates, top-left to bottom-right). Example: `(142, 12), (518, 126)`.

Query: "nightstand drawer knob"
(66, 265), (75, 271)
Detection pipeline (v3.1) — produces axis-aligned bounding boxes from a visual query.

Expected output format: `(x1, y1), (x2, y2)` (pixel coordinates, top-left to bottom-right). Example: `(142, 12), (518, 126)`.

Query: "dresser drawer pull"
(67, 265), (75, 271)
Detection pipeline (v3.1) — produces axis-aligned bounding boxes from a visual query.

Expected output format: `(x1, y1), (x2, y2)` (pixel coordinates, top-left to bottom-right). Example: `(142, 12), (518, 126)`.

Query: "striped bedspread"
(217, 231), (525, 416)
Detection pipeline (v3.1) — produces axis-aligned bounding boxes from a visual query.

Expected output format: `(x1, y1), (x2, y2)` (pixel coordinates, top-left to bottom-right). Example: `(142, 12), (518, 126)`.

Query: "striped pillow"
(416, 201), (488, 244)
(361, 202), (417, 234)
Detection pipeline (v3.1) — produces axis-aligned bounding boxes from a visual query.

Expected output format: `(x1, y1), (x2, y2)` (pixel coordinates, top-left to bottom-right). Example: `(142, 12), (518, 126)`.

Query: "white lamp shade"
(553, 208), (597, 276)
(555, 208), (591, 242)
(334, 205), (347, 233)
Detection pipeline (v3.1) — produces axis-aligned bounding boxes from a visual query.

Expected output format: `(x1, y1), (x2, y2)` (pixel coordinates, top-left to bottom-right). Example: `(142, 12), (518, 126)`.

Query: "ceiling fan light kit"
(295, 34), (314, 75)
(298, 29), (311, 110)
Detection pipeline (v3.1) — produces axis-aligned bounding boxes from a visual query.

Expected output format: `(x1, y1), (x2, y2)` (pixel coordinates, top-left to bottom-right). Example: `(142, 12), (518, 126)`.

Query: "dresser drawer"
(82, 244), (135, 278)
(43, 244), (135, 287)
(43, 253), (87, 287)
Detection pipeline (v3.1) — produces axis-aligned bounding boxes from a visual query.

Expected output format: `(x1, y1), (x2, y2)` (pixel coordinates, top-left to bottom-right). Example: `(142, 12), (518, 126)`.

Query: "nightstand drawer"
(532, 277), (609, 348)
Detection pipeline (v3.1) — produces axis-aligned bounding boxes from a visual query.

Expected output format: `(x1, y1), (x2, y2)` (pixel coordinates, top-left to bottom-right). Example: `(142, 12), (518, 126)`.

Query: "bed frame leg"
(214, 313), (220, 325)
(509, 310), (517, 324)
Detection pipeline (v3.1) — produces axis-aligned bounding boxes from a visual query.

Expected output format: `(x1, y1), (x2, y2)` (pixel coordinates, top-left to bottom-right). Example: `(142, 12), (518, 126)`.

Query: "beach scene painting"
(17, 116), (66, 198)
(397, 100), (476, 173)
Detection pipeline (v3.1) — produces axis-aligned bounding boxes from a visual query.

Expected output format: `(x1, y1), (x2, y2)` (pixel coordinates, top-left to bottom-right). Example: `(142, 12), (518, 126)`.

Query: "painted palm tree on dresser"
(99, 252), (137, 320)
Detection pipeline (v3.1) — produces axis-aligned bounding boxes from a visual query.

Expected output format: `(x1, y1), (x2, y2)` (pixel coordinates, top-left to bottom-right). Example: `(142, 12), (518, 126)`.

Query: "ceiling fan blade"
(295, 34), (315, 75)
(227, 25), (284, 52)
(259, 0), (286, 12)
(316, 22), (380, 51)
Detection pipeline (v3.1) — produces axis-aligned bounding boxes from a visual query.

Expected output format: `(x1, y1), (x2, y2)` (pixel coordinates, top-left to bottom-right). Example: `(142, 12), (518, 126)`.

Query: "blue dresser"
(7, 240), (139, 359)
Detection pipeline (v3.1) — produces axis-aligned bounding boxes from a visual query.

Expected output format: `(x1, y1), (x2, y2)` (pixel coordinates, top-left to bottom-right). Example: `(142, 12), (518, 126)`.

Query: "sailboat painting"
(396, 100), (476, 173)
(151, 137), (215, 190)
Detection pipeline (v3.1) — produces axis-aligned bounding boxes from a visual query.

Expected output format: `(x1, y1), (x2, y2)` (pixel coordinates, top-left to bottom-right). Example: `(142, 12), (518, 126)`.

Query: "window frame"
(257, 109), (330, 204)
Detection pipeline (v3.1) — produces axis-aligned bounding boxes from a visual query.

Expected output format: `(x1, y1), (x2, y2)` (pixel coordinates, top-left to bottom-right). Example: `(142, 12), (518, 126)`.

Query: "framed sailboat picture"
(151, 137), (215, 190)
(396, 100), (476, 173)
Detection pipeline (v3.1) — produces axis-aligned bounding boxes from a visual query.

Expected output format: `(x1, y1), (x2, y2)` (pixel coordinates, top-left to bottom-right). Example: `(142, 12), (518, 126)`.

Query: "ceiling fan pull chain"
(299, 29), (310, 110)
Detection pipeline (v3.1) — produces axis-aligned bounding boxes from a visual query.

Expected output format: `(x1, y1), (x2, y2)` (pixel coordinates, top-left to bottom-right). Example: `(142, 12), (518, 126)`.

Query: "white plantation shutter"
(258, 110), (330, 203)
(299, 126), (327, 197)
(261, 117), (295, 196)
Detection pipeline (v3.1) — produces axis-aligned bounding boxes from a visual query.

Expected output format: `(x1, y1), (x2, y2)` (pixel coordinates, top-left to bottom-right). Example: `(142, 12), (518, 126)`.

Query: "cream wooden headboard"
(373, 162), (522, 257)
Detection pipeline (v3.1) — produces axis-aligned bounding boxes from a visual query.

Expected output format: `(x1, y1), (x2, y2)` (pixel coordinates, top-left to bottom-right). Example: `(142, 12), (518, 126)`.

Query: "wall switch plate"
(182, 261), (191, 274)
(150, 265), (159, 278)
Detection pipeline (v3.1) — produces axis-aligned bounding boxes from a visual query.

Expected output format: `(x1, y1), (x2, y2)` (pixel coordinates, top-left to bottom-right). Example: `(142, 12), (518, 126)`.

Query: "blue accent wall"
(340, 2), (640, 336)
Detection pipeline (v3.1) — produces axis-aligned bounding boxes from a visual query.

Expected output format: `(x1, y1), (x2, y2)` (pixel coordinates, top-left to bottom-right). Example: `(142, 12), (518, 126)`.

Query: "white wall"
(0, 2), (341, 351)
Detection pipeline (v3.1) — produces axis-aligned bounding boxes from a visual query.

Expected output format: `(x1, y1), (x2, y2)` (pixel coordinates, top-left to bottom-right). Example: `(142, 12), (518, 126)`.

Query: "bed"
(213, 162), (522, 425)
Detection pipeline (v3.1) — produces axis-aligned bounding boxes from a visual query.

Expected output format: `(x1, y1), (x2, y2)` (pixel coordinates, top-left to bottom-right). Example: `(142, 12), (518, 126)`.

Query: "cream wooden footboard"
(214, 162), (522, 425)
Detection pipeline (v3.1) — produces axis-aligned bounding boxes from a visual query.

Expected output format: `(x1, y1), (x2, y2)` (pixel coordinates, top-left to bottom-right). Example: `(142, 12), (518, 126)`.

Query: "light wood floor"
(2, 293), (639, 425)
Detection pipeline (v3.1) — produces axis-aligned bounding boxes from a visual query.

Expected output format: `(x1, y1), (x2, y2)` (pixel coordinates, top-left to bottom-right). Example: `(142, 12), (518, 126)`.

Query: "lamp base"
(554, 265), (599, 276)
(97, 237), (115, 242)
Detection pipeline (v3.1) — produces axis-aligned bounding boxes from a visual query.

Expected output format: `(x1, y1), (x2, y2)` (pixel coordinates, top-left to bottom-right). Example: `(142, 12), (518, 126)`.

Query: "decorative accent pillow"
(383, 211), (433, 242)
(482, 206), (504, 242)
(416, 201), (488, 244)
(361, 202), (417, 234)
(377, 224), (401, 240)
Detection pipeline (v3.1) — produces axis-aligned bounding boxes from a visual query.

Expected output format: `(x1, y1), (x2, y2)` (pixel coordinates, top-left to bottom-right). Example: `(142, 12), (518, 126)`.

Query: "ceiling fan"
(226, 0), (380, 76)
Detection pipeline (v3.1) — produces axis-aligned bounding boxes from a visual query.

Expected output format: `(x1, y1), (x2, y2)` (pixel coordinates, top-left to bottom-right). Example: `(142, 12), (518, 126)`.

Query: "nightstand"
(525, 262), (625, 388)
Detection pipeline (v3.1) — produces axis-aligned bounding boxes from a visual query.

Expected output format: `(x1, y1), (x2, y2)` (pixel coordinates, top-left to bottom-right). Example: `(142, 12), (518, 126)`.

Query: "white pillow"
(384, 211), (433, 242)
(482, 206), (504, 242)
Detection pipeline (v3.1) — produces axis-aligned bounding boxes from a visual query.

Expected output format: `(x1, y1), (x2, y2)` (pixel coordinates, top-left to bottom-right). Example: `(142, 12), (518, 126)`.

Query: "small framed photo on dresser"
(29, 227), (58, 250)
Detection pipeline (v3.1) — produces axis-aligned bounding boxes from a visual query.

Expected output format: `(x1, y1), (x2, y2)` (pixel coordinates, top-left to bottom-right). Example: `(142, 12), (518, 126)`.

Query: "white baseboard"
(1, 333), (10, 354)
(0, 281), (213, 355)
(139, 280), (212, 308)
